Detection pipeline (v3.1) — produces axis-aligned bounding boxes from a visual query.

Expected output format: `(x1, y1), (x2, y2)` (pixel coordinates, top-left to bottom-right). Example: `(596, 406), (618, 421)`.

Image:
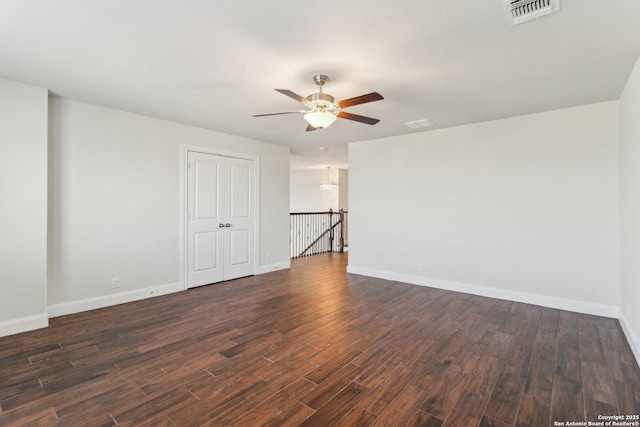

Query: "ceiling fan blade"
(275, 89), (313, 107)
(336, 92), (383, 109)
(336, 111), (380, 125)
(252, 111), (302, 117)
(306, 124), (318, 132)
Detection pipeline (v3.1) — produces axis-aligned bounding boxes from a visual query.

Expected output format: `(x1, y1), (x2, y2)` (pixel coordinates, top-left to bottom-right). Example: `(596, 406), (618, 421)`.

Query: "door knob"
(219, 223), (225, 228)
(225, 223), (232, 227)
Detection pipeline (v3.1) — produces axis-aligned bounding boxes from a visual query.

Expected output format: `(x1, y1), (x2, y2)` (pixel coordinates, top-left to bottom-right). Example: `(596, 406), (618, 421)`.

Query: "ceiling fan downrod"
(308, 75), (334, 108)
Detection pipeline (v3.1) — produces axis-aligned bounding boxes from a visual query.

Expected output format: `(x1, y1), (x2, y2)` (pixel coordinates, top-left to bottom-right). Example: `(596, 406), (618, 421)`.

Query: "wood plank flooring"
(1, 253), (639, 426)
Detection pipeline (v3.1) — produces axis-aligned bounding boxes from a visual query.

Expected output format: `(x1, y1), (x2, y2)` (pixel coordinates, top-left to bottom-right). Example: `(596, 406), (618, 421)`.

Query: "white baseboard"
(619, 312), (640, 367)
(47, 281), (183, 318)
(346, 265), (619, 318)
(0, 313), (49, 338)
(256, 261), (290, 275)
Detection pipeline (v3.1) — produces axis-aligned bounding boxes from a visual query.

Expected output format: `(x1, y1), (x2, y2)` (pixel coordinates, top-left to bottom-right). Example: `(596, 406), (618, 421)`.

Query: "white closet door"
(223, 157), (255, 281)
(187, 152), (225, 287)
(186, 151), (255, 288)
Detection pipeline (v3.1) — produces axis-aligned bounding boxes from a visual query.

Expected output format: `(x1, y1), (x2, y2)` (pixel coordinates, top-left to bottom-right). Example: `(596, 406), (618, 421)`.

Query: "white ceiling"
(1, 1), (639, 171)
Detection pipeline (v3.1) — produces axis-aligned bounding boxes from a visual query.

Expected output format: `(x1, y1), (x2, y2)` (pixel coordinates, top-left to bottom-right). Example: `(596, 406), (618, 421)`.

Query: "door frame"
(180, 143), (260, 290)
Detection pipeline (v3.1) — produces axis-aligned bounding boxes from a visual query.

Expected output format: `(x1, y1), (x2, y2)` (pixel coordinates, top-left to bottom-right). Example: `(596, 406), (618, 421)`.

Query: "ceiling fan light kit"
(253, 74), (383, 131)
(304, 110), (337, 129)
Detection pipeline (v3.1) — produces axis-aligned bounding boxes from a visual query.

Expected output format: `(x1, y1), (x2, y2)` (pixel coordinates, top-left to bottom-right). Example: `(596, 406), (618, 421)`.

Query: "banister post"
(329, 209), (334, 252)
(339, 209), (344, 253)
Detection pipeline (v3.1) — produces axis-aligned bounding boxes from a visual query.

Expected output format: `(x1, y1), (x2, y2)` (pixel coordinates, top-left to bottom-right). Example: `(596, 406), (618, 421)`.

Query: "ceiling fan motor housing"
(306, 93), (335, 109)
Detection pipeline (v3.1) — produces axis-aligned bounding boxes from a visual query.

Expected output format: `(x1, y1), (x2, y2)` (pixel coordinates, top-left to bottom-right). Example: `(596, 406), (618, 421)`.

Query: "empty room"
(1, 0), (640, 426)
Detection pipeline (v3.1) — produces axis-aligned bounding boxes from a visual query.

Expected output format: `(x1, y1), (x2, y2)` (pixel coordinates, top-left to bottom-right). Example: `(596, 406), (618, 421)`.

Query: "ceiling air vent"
(503, 0), (559, 26)
(403, 118), (434, 129)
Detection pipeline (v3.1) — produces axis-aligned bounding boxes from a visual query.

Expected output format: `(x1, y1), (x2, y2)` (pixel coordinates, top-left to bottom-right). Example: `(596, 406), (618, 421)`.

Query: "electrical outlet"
(418, 263), (424, 272)
(265, 253), (270, 262)
(111, 277), (120, 289)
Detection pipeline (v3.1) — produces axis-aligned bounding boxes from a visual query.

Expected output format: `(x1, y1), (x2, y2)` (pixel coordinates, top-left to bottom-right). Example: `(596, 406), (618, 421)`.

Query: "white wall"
(338, 169), (349, 212)
(620, 56), (640, 361)
(0, 78), (49, 335)
(349, 101), (620, 316)
(47, 97), (290, 315)
(290, 168), (347, 212)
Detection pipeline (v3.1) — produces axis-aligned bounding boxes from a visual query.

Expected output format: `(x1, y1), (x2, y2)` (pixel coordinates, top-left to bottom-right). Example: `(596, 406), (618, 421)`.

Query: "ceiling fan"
(252, 75), (383, 131)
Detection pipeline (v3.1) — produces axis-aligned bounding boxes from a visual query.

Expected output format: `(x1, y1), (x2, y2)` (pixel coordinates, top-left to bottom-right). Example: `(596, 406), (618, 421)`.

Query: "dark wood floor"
(1, 253), (639, 426)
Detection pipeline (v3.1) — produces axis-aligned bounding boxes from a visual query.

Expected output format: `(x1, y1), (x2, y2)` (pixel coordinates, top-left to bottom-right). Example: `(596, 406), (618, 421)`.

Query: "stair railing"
(290, 209), (348, 258)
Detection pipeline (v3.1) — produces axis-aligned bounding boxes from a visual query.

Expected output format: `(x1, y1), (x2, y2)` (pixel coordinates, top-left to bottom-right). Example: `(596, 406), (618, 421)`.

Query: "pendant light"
(320, 166), (337, 190)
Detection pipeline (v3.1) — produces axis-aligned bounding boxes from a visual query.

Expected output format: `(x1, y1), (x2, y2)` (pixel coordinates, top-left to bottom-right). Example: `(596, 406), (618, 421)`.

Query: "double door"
(187, 151), (255, 288)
